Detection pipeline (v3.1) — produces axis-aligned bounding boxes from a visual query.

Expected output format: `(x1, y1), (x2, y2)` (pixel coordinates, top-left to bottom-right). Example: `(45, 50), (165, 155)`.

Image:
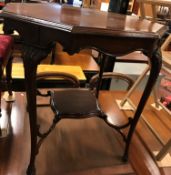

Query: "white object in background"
(100, 2), (109, 11)
(73, 0), (82, 7)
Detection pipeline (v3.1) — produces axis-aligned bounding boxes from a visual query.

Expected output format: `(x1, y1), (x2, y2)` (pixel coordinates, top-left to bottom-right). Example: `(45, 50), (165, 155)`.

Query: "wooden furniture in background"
(152, 32), (171, 161)
(55, 43), (99, 83)
(154, 34), (171, 116)
(124, 0), (171, 163)
(11, 63), (86, 90)
(115, 51), (149, 107)
(137, 0), (171, 21)
(12, 63), (86, 80)
(161, 34), (171, 72)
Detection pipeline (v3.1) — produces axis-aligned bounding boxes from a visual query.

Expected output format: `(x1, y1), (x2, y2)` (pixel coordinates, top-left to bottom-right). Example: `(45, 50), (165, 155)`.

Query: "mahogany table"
(1, 3), (167, 175)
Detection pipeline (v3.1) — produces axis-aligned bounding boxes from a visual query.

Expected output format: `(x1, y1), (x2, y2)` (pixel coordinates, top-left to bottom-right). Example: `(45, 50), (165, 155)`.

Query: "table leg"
(22, 45), (50, 175)
(123, 50), (162, 160)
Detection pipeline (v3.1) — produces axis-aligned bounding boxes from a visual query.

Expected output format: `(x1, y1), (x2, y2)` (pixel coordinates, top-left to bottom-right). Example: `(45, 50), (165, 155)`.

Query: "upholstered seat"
(0, 35), (13, 63)
(0, 35), (13, 80)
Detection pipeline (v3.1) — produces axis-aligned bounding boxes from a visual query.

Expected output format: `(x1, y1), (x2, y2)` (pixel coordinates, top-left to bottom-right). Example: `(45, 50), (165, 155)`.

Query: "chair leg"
(0, 62), (3, 136)
(0, 62), (3, 117)
(0, 90), (1, 136)
(6, 55), (13, 96)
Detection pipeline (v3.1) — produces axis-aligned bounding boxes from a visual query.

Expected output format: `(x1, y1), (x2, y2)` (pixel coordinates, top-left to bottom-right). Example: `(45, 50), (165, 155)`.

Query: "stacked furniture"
(132, 0), (171, 161)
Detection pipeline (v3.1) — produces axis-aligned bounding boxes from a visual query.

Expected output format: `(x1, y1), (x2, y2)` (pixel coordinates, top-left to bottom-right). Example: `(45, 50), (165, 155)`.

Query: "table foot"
(3, 91), (15, 102)
(122, 154), (128, 162)
(27, 164), (36, 175)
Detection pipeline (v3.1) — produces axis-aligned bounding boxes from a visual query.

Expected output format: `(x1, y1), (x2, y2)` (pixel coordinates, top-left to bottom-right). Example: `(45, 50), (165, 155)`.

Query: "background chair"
(152, 30), (171, 161)
(0, 34), (14, 138)
(153, 33), (171, 115)
(131, 0), (171, 162)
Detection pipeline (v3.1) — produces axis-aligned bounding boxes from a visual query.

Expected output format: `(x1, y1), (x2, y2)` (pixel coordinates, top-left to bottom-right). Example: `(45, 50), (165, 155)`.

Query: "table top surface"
(2, 3), (166, 38)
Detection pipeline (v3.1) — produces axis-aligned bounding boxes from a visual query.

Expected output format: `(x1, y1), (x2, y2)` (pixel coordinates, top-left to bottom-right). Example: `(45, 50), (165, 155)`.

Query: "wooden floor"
(0, 90), (171, 175)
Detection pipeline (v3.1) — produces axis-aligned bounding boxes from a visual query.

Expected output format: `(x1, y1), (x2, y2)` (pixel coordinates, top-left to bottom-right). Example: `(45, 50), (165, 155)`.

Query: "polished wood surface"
(2, 3), (164, 33)
(0, 91), (171, 175)
(1, 3), (167, 174)
(2, 3), (166, 55)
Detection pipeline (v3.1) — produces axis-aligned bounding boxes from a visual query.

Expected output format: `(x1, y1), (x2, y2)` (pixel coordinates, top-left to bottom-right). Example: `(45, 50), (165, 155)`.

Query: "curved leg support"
(121, 50), (162, 161)
(22, 45), (51, 175)
(37, 116), (60, 153)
